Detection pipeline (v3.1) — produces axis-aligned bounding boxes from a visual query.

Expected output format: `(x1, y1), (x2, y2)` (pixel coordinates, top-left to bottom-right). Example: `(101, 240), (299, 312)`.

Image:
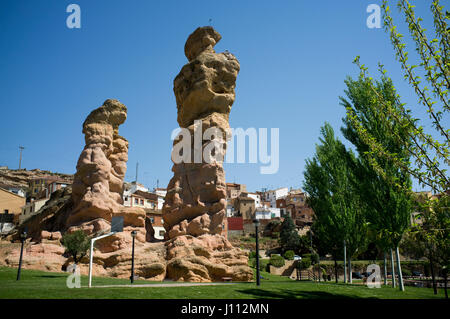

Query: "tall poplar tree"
(340, 75), (413, 291)
(304, 123), (368, 284)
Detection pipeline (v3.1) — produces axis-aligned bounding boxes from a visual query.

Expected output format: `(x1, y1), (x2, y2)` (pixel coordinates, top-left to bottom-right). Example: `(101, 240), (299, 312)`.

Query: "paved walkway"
(88, 282), (240, 288)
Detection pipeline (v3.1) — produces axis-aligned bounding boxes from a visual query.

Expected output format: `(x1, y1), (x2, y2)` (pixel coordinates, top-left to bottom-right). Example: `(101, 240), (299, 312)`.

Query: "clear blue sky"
(0, 0), (441, 192)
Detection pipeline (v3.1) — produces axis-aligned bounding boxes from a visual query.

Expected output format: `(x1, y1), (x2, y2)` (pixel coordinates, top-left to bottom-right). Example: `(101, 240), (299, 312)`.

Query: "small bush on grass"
(269, 255), (285, 268)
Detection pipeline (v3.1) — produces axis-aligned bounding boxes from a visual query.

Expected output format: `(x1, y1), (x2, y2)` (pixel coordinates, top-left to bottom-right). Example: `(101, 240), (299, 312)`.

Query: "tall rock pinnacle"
(163, 26), (240, 239)
(68, 99), (145, 228)
(162, 27), (252, 282)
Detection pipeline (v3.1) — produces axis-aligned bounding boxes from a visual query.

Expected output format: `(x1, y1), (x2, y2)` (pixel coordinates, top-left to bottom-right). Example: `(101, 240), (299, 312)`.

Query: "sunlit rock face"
(162, 27), (252, 282)
(68, 99), (145, 229)
(163, 27), (240, 239)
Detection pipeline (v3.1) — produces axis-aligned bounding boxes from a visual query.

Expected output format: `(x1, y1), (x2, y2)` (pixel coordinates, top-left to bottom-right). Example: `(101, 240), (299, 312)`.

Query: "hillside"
(0, 168), (73, 189)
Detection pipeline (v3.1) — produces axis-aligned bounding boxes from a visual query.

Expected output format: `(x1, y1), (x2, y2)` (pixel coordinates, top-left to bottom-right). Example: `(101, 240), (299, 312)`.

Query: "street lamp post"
(16, 231), (27, 281)
(253, 219), (260, 286)
(130, 230), (137, 284)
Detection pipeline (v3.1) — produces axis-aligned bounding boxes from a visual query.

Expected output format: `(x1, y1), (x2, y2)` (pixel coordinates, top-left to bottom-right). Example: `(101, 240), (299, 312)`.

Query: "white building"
(246, 192), (261, 208)
(124, 190), (159, 210)
(265, 187), (289, 208)
(255, 207), (281, 220)
(153, 188), (167, 198)
(19, 198), (49, 224)
(124, 182), (149, 197)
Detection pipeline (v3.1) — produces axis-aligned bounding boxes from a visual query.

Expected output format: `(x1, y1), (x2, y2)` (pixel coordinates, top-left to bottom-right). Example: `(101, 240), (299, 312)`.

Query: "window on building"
(125, 196), (128, 201)
(150, 217), (154, 224)
(134, 198), (139, 204)
(159, 230), (165, 237)
(140, 199), (144, 205)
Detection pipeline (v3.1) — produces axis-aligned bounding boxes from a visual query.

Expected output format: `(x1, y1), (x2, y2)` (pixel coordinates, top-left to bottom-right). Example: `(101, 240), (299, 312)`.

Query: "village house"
(19, 197), (49, 224)
(0, 186), (26, 226)
(261, 187), (289, 208)
(47, 180), (69, 194)
(226, 182), (247, 199)
(145, 209), (165, 240)
(29, 176), (71, 199)
(124, 190), (159, 210)
(243, 191), (261, 207)
(284, 189), (314, 226)
(153, 187), (167, 198)
(234, 195), (255, 220)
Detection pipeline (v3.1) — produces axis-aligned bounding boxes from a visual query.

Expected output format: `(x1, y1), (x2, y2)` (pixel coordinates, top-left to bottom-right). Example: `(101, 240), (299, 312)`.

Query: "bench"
(222, 277), (233, 282)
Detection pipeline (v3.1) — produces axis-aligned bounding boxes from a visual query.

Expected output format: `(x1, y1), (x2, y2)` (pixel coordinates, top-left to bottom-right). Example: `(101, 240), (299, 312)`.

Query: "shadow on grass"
(236, 288), (374, 299)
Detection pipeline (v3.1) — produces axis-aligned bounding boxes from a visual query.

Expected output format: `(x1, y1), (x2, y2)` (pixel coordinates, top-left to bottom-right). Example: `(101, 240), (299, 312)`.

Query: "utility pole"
(135, 162), (139, 183)
(18, 146), (25, 170)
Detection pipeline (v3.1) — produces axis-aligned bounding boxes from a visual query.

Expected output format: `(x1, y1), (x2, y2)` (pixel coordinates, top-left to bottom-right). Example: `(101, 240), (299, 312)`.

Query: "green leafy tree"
(61, 230), (90, 268)
(279, 215), (302, 253)
(347, 0), (449, 194)
(340, 75), (413, 291)
(303, 123), (368, 284)
(402, 194), (450, 297)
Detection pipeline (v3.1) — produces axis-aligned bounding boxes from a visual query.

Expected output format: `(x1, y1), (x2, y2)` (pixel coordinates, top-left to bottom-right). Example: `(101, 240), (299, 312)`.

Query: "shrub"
(249, 251), (257, 259)
(298, 257), (311, 269)
(250, 258), (269, 271)
(284, 250), (295, 260)
(269, 255), (285, 268)
(61, 230), (90, 265)
(303, 253), (319, 264)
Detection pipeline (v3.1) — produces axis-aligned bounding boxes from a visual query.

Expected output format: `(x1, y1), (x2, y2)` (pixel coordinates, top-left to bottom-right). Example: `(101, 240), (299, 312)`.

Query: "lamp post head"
(253, 219), (260, 226)
(131, 230), (137, 238)
(20, 231), (27, 241)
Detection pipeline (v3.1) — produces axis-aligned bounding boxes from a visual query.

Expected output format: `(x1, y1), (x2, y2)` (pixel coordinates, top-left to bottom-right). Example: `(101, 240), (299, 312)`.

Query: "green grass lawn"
(0, 266), (445, 299)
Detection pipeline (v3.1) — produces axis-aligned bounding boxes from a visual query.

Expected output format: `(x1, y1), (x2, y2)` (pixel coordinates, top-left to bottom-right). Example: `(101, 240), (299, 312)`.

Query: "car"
(412, 271), (423, 277)
(293, 255), (302, 261)
(352, 272), (364, 279)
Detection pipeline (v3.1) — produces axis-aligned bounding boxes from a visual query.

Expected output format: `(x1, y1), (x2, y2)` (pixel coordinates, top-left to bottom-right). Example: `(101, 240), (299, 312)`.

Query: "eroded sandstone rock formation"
(68, 99), (145, 229)
(162, 26), (252, 282)
(0, 99), (166, 281)
(163, 27), (239, 239)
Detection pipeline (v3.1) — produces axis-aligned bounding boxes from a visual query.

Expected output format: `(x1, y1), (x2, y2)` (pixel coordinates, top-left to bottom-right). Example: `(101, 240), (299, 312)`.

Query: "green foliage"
(269, 255), (285, 268)
(340, 75), (413, 249)
(299, 257), (311, 269)
(348, 0), (449, 194)
(249, 251), (257, 259)
(279, 215), (302, 253)
(61, 230), (90, 264)
(303, 253), (319, 265)
(401, 194), (450, 280)
(283, 250), (295, 260)
(402, 269), (412, 277)
(250, 258), (269, 272)
(303, 123), (368, 259)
